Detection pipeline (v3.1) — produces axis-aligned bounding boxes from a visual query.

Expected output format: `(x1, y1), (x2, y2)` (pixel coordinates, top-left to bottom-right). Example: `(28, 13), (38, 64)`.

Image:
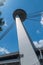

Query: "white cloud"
(33, 41), (39, 48)
(33, 40), (43, 49)
(40, 14), (43, 25)
(0, 0), (6, 6)
(39, 40), (43, 46)
(0, 47), (10, 54)
(0, 0), (6, 3)
(4, 22), (8, 27)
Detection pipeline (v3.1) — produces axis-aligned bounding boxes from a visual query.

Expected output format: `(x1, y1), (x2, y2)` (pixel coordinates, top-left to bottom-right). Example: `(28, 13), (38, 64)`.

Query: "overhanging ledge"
(0, 51), (20, 64)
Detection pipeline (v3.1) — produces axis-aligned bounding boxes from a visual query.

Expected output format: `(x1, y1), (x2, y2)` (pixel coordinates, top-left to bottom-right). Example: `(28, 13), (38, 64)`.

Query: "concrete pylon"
(13, 9), (40, 65)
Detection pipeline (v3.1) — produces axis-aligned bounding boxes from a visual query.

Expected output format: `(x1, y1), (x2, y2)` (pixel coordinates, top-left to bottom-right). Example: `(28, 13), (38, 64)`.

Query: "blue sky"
(0, 0), (43, 55)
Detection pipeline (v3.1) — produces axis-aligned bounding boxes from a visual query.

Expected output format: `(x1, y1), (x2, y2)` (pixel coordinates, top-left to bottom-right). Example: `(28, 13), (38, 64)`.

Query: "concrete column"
(15, 17), (40, 65)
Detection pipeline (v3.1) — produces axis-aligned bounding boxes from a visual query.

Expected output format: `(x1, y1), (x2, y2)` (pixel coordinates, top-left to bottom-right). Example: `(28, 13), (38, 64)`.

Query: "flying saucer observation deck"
(13, 9), (27, 22)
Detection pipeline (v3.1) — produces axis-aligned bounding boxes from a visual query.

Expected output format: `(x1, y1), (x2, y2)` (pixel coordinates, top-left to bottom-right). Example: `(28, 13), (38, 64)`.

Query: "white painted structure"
(16, 17), (40, 65)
